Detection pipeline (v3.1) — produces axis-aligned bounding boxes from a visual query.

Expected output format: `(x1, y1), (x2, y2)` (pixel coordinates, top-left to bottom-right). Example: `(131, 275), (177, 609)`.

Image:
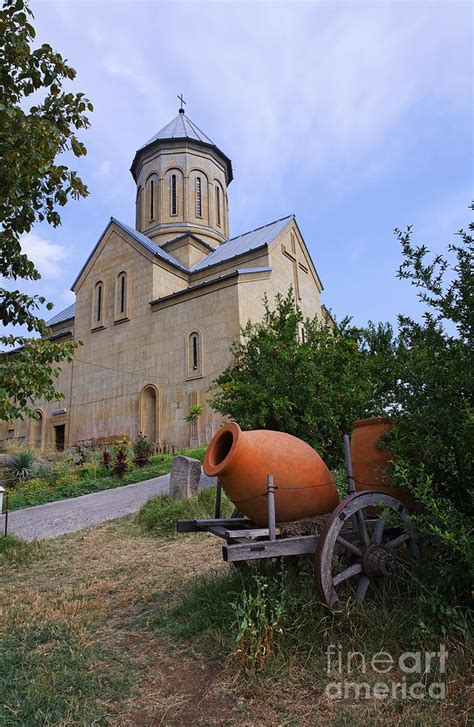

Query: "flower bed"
(2, 443), (206, 511)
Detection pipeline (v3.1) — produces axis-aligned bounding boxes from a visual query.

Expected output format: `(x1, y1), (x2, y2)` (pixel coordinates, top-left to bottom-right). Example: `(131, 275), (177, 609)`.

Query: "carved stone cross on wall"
(282, 233), (309, 301)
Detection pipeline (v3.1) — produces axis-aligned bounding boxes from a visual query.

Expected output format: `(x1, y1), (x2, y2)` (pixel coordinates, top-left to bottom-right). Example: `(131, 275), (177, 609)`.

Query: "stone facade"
(1, 109), (329, 451)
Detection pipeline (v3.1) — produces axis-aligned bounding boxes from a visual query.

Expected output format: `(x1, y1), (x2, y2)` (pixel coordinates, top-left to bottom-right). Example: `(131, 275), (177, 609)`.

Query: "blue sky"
(10, 0), (473, 331)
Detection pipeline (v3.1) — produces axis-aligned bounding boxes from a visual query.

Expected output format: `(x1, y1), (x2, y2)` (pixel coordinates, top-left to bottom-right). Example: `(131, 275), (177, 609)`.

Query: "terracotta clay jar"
(204, 422), (339, 526)
(351, 417), (420, 512)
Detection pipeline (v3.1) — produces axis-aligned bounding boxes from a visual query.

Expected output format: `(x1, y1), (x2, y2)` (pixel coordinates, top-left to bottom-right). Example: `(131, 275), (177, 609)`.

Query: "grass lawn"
(0, 503), (471, 726)
(6, 447), (206, 511)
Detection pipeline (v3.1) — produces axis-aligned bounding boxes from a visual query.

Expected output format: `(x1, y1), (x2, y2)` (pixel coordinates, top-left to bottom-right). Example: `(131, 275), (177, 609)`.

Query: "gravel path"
(1, 473), (217, 541)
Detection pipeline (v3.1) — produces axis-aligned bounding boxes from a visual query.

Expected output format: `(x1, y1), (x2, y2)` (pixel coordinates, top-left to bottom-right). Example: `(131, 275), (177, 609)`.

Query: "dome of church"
(131, 108), (233, 184)
(139, 110), (215, 147)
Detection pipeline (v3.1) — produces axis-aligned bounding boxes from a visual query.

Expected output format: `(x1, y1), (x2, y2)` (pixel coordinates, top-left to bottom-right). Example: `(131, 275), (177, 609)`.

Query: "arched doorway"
(140, 385), (159, 446)
(30, 409), (44, 450)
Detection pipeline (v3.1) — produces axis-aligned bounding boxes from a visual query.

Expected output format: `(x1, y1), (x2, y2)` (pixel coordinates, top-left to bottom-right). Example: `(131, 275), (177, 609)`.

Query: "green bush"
(391, 461), (473, 628)
(136, 486), (232, 537)
(378, 215), (474, 614)
(209, 290), (390, 469)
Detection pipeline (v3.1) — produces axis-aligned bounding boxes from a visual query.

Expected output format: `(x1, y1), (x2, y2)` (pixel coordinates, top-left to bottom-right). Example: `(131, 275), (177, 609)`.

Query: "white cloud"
(95, 159), (112, 177)
(103, 55), (154, 97)
(89, 28), (105, 45)
(20, 232), (69, 279)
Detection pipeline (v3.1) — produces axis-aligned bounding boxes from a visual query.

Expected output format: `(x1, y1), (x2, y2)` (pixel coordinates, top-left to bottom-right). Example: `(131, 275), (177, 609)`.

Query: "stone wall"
(0, 219), (326, 451)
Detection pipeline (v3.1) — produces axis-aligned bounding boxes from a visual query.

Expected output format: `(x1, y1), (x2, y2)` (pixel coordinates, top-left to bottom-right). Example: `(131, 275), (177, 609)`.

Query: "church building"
(3, 105), (329, 450)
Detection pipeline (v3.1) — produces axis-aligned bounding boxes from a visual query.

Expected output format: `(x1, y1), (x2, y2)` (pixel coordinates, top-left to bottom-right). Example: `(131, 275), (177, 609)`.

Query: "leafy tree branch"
(0, 0), (92, 419)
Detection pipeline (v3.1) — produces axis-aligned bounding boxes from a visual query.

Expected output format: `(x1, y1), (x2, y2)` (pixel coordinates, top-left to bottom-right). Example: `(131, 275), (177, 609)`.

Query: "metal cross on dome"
(177, 93), (186, 111)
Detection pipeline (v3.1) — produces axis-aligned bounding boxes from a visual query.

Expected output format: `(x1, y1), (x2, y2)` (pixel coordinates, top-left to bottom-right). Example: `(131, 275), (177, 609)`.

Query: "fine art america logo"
(324, 644), (447, 700)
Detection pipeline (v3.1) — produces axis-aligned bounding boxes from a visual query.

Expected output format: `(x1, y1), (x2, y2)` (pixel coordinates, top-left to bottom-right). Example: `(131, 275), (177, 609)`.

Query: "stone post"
(170, 455), (201, 500)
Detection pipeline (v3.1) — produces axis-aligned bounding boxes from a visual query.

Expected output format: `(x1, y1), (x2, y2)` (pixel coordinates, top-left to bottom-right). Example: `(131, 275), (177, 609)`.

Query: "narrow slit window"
(196, 177), (202, 217)
(96, 282), (103, 322)
(149, 179), (154, 220)
(216, 186), (221, 226)
(171, 174), (177, 215)
(118, 272), (127, 315)
(188, 332), (202, 377)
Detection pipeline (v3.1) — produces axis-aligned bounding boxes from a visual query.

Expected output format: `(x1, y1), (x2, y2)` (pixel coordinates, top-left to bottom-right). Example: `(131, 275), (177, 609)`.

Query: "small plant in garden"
(132, 432), (152, 468)
(113, 449), (128, 476)
(3, 450), (36, 486)
(184, 404), (203, 424)
(113, 434), (130, 450)
(72, 441), (91, 465)
(112, 434), (130, 476)
(102, 449), (111, 471)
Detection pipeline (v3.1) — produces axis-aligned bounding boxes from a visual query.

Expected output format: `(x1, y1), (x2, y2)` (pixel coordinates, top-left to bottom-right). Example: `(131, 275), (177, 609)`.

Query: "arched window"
(95, 281), (104, 324)
(187, 332), (202, 378)
(139, 385), (160, 445)
(116, 271), (128, 319)
(192, 334), (199, 369)
(196, 176), (202, 217)
(215, 185), (221, 226)
(149, 179), (155, 220)
(171, 174), (177, 215)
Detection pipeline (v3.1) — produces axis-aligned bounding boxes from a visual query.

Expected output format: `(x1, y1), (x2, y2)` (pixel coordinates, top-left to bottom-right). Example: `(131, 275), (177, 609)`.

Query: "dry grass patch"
(0, 517), (471, 726)
(0, 518), (230, 725)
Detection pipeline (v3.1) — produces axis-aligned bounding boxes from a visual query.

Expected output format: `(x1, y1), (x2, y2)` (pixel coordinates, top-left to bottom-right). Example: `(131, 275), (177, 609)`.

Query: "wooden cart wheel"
(314, 491), (420, 611)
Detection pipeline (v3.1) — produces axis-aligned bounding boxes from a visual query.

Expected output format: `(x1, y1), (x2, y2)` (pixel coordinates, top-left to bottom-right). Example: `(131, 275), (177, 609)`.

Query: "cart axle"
(361, 544), (397, 578)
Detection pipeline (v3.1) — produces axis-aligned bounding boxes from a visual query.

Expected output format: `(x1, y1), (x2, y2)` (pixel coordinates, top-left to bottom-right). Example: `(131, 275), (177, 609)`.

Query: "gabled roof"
(161, 231), (216, 253)
(50, 213), (323, 323)
(47, 302), (76, 327)
(70, 217), (188, 291)
(110, 218), (188, 271)
(191, 215), (294, 272)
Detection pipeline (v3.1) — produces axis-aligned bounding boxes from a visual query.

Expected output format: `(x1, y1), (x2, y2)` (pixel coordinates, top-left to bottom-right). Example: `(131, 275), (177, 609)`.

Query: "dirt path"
(1, 473), (216, 540)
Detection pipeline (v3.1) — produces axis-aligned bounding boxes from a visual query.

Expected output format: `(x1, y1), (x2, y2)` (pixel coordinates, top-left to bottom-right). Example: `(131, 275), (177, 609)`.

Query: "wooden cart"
(177, 436), (419, 610)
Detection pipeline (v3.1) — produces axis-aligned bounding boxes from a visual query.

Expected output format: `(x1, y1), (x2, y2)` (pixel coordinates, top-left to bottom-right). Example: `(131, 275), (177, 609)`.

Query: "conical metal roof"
(131, 109), (233, 183)
(139, 110), (215, 149)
